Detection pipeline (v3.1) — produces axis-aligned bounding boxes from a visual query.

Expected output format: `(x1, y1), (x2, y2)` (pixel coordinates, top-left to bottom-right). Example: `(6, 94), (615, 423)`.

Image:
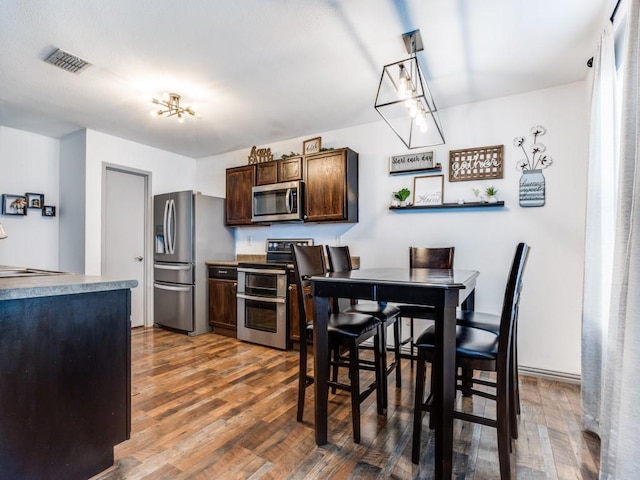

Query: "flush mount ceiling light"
(375, 29), (445, 149)
(150, 93), (198, 123)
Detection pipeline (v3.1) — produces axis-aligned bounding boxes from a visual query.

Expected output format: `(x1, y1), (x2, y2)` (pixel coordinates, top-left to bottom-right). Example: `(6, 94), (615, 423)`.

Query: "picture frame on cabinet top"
(302, 137), (322, 155)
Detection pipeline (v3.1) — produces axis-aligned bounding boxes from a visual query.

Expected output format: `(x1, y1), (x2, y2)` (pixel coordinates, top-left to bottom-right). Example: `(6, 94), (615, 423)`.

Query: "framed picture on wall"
(26, 192), (44, 209)
(42, 205), (56, 217)
(413, 175), (444, 206)
(2, 194), (27, 215)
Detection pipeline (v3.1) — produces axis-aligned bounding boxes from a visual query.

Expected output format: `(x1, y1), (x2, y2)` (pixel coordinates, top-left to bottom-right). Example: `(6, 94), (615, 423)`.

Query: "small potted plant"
(485, 186), (499, 203)
(393, 188), (411, 207)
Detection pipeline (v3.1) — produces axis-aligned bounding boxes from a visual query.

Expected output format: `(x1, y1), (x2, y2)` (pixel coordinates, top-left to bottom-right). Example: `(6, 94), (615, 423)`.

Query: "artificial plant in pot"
(485, 186), (499, 203)
(393, 187), (411, 206)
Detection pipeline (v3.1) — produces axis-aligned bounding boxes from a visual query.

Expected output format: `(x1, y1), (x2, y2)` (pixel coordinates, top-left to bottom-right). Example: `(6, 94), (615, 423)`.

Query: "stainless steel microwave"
(252, 180), (304, 222)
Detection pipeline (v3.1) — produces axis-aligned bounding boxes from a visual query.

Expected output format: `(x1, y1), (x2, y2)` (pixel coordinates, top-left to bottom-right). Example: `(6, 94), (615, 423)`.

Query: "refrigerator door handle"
(168, 199), (176, 255)
(154, 263), (191, 271)
(162, 199), (170, 254)
(154, 282), (191, 292)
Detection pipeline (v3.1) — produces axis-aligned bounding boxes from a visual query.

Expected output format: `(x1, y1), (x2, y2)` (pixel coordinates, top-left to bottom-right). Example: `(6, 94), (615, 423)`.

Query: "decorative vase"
(519, 169), (545, 207)
(399, 200), (407, 207)
(487, 196), (498, 204)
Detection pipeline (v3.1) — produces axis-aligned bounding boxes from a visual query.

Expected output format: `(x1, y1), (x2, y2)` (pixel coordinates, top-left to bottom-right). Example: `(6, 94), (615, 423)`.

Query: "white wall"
(0, 126), (59, 270)
(196, 81), (588, 376)
(83, 129), (196, 274)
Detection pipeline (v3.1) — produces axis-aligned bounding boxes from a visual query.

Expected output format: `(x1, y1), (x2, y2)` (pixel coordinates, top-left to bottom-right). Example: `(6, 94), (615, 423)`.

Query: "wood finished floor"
(94, 327), (600, 480)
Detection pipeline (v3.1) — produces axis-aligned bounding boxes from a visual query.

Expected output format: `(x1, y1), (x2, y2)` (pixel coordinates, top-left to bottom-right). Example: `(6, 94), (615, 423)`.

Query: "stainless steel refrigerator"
(154, 191), (234, 335)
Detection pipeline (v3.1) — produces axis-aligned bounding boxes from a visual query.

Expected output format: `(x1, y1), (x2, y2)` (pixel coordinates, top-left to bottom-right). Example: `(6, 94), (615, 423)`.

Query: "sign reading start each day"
(389, 151), (435, 174)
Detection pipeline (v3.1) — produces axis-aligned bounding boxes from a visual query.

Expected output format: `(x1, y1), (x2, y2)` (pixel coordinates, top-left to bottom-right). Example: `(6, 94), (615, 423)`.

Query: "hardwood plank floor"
(93, 327), (600, 479)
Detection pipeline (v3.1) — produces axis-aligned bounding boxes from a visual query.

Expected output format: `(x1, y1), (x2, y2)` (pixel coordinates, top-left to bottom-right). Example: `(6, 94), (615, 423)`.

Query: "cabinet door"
(279, 157), (303, 182)
(209, 278), (238, 337)
(225, 165), (255, 226)
(288, 284), (314, 344)
(305, 151), (348, 222)
(256, 162), (278, 185)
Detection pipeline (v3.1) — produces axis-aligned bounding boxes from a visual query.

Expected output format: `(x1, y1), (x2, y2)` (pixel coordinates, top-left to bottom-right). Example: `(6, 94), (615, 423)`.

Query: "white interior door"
(103, 167), (148, 327)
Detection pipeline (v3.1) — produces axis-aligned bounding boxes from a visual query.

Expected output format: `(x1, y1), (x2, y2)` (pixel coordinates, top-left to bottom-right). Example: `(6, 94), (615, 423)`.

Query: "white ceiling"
(0, 0), (611, 158)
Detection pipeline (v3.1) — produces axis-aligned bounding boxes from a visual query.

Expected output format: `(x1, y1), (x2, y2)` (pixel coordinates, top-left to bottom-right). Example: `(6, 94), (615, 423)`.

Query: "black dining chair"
(397, 247), (455, 362)
(292, 244), (384, 443)
(411, 243), (529, 480)
(325, 245), (402, 394)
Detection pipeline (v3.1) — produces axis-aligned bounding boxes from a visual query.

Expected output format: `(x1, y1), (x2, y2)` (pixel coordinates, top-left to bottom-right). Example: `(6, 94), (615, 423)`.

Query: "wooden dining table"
(311, 267), (479, 479)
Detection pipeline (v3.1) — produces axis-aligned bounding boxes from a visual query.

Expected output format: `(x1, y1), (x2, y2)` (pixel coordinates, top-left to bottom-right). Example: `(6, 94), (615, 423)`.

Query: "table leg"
(434, 293), (458, 479)
(313, 294), (330, 445)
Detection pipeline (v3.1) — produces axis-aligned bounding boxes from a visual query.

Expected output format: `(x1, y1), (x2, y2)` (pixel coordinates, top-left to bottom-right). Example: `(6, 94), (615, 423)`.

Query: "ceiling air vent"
(44, 48), (91, 74)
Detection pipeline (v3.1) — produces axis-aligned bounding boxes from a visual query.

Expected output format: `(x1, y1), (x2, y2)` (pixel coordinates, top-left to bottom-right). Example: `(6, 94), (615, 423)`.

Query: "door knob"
(134, 256), (144, 262)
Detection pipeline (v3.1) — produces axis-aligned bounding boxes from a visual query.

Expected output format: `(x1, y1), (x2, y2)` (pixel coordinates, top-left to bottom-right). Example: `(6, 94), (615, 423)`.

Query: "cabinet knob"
(233, 282), (237, 287)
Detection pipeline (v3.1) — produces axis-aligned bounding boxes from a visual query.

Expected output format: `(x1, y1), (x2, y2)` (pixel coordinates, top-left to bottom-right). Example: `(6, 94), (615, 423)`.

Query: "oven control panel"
(265, 238), (314, 254)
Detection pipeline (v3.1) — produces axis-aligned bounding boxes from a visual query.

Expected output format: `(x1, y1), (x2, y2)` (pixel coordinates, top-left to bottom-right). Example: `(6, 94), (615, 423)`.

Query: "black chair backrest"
(326, 245), (353, 273)
(409, 247), (455, 269)
(291, 244), (326, 328)
(498, 243), (530, 366)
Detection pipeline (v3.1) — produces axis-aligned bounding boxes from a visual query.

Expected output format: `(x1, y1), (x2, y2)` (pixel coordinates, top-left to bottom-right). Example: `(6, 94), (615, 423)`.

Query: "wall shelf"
(389, 166), (442, 176)
(389, 201), (505, 211)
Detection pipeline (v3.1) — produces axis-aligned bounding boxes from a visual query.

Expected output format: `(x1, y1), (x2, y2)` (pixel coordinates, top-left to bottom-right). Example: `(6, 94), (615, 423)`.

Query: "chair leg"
(393, 320), (402, 388)
(497, 370), (512, 479)
(374, 329), (386, 414)
(461, 367), (474, 397)
(510, 345), (519, 439)
(409, 318), (415, 365)
(331, 345), (340, 394)
(412, 349), (427, 464)
(297, 342), (308, 422)
(349, 342), (361, 443)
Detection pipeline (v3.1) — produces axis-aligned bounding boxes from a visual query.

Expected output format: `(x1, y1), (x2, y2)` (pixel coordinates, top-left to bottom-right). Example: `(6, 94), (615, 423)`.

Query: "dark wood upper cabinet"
(279, 157), (303, 182)
(225, 165), (255, 226)
(255, 157), (303, 185)
(304, 148), (358, 223)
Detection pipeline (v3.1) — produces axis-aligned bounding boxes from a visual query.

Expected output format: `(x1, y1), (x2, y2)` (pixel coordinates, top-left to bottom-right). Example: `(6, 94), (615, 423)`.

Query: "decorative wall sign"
(26, 192), (44, 209)
(302, 137), (322, 155)
(514, 125), (553, 207)
(248, 146), (274, 164)
(2, 194), (27, 215)
(449, 145), (504, 182)
(413, 174), (444, 206)
(389, 151), (436, 174)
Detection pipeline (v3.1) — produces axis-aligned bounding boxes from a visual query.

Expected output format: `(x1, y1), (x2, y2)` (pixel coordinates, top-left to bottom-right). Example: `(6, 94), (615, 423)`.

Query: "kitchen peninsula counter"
(0, 270), (137, 480)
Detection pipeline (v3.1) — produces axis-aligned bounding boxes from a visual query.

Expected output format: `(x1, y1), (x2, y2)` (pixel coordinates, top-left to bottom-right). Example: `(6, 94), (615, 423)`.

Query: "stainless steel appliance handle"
(286, 188), (292, 214)
(154, 283), (191, 292)
(162, 199), (170, 254)
(237, 267), (287, 276)
(168, 199), (176, 255)
(154, 263), (191, 271)
(237, 293), (286, 304)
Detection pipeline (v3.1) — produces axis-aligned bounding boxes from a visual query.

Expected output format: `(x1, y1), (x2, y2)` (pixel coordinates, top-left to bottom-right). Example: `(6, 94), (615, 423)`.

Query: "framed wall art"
(2, 194), (27, 215)
(42, 205), (56, 217)
(26, 192), (44, 209)
(302, 137), (322, 155)
(449, 144), (504, 182)
(413, 175), (444, 206)
(389, 151), (436, 174)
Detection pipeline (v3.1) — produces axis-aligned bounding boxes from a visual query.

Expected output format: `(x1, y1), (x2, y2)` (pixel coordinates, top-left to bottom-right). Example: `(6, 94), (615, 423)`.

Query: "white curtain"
(582, 22), (617, 435)
(599, 0), (640, 477)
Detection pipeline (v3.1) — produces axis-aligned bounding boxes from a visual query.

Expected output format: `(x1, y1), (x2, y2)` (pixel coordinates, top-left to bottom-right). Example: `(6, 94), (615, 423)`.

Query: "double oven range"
(236, 238), (314, 350)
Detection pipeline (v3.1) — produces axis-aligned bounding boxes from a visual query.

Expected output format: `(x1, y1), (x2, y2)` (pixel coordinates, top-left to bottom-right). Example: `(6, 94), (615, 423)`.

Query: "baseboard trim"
(519, 366), (581, 385)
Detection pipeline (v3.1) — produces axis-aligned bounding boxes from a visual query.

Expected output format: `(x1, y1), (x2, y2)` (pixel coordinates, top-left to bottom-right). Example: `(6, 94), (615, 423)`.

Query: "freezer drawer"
(154, 263), (194, 284)
(154, 282), (194, 332)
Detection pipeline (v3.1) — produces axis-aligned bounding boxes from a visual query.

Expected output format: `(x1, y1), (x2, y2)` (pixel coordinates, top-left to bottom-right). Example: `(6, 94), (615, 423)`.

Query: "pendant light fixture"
(375, 30), (445, 148)
(151, 93), (198, 123)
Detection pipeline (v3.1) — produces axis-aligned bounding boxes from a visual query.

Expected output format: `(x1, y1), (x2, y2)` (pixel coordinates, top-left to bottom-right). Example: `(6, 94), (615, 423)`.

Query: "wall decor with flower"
(514, 125), (553, 207)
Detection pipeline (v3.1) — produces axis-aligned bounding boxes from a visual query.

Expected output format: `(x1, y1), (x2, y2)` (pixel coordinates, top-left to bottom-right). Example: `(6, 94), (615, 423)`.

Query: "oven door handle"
(237, 293), (286, 304)
(238, 267), (286, 276)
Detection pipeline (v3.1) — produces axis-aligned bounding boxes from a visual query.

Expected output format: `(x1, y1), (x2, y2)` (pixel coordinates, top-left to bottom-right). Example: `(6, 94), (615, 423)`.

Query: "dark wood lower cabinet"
(209, 278), (238, 338)
(0, 289), (131, 480)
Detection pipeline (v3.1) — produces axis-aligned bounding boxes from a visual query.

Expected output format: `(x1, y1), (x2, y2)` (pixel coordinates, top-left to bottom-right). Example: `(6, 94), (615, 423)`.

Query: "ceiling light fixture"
(375, 29), (445, 149)
(150, 93), (198, 123)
